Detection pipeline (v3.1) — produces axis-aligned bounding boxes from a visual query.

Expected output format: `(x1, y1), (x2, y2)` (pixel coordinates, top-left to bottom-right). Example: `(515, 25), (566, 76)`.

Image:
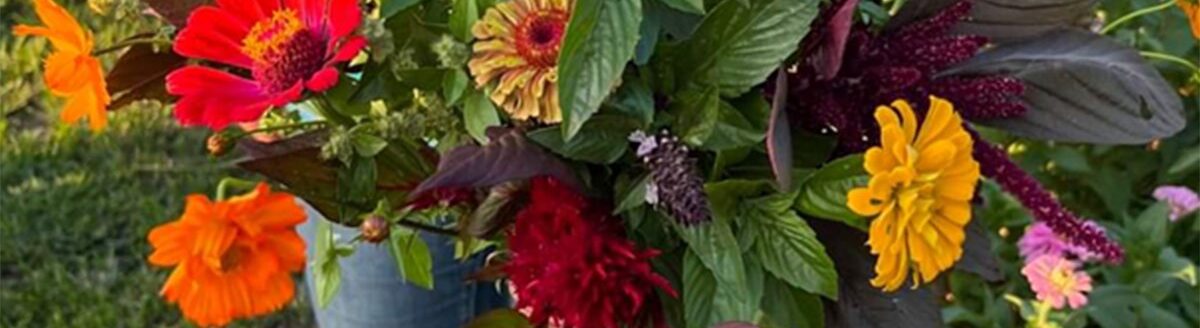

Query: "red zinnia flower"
(166, 0), (366, 130)
(506, 177), (677, 328)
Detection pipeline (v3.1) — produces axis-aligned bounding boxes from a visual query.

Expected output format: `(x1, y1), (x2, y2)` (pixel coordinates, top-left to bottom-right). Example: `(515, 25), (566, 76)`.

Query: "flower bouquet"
(11, 0), (1198, 326)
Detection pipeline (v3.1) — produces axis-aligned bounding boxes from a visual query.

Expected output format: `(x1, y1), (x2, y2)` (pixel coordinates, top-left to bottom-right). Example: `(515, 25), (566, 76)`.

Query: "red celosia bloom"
(166, 0), (366, 130)
(506, 177), (677, 328)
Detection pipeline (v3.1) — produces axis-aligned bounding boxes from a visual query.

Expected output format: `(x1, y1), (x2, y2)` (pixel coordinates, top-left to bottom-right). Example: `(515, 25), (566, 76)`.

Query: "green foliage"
(388, 227), (435, 289)
(794, 154), (869, 230)
(557, 0), (642, 140)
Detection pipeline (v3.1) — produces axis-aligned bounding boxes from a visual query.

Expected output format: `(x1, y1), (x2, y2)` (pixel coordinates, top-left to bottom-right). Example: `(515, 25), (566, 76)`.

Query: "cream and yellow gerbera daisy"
(846, 96), (981, 292)
(468, 0), (571, 122)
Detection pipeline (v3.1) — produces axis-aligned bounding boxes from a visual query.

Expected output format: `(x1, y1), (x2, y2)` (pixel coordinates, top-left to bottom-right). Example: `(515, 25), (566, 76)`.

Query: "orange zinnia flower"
(148, 183), (306, 326)
(1179, 0), (1200, 39)
(13, 0), (111, 131)
(469, 0), (572, 122)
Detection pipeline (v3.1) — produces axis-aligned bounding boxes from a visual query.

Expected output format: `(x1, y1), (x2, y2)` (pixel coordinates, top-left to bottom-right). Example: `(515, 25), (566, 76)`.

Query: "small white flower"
(628, 130), (658, 157)
(644, 181), (659, 205)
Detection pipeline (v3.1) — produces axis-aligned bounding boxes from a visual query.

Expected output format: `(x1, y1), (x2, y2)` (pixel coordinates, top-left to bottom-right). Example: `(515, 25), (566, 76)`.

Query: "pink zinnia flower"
(1021, 255), (1093, 310)
(166, 0), (367, 130)
(1018, 222), (1099, 263)
(1153, 185), (1200, 221)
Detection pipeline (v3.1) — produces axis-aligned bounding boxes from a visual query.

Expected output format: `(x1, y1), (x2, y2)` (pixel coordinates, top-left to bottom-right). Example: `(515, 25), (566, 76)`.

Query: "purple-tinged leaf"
(767, 71), (793, 191)
(105, 38), (186, 110)
(953, 0), (1096, 43)
(143, 0), (211, 27)
(813, 0), (858, 80)
(953, 218), (1003, 282)
(942, 29), (1185, 144)
(810, 220), (941, 328)
(237, 132), (341, 219)
(410, 128), (581, 200)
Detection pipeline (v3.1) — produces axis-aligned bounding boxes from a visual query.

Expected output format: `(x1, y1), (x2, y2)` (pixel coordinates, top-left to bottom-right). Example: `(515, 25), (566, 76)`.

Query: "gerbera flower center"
(242, 9), (328, 93)
(515, 11), (567, 67)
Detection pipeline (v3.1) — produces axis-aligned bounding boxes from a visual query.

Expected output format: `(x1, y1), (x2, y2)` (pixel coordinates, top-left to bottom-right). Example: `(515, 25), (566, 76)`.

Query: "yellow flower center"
(242, 10), (304, 63)
(1048, 264), (1076, 292)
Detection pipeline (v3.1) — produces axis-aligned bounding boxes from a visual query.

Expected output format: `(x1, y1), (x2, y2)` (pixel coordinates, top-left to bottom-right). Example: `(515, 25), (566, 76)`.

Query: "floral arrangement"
(10, 0), (1199, 327)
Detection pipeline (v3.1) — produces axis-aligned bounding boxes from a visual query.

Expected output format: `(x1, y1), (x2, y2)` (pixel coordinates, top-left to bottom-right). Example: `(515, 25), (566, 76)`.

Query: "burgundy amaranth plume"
(785, 0), (1024, 152)
(782, 0), (1124, 262)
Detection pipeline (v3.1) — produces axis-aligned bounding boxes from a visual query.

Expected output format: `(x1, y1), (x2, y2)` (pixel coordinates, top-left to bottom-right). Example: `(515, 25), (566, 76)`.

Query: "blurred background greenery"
(0, 0), (1196, 327)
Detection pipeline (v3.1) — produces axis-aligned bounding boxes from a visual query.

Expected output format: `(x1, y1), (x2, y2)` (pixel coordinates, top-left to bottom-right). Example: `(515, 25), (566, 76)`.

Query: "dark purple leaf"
(105, 38), (186, 110)
(238, 132), (430, 221)
(810, 220), (941, 328)
(143, 0), (211, 27)
(237, 132), (341, 219)
(813, 0), (858, 80)
(953, 218), (1003, 282)
(942, 29), (1185, 144)
(410, 128), (581, 200)
(767, 71), (793, 191)
(953, 0), (1096, 43)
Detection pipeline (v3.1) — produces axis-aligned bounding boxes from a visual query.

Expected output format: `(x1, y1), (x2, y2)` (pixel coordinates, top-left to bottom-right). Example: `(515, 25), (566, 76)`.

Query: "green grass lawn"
(0, 107), (312, 327)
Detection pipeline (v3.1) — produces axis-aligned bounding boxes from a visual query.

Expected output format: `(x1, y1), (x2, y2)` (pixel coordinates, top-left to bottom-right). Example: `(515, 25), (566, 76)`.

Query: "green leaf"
(677, 0), (818, 97)
(526, 115), (639, 164)
(1167, 150), (1200, 176)
(795, 154), (868, 230)
(449, 0), (479, 41)
(614, 173), (651, 214)
(604, 73), (655, 126)
(382, 0), (423, 19)
(1132, 203), (1170, 251)
(744, 193), (838, 299)
(660, 0), (705, 14)
(315, 220), (343, 308)
(349, 130), (389, 157)
(673, 221), (756, 323)
(706, 179), (771, 220)
(557, 0), (643, 140)
(464, 309), (533, 328)
(703, 100), (766, 151)
(388, 228), (435, 289)
(463, 89), (501, 144)
(673, 86), (721, 147)
(683, 250), (718, 328)
(760, 275), (824, 328)
(443, 69), (470, 105)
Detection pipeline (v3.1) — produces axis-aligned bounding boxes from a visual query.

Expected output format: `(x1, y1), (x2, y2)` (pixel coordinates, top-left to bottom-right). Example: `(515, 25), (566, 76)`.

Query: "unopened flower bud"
(360, 214), (391, 243)
(206, 133), (233, 156)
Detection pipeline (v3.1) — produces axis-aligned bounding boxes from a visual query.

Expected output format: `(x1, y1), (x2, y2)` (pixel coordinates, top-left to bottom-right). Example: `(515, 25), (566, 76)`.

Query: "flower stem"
(1032, 301), (1052, 327)
(1140, 51), (1200, 72)
(92, 38), (172, 56)
(215, 177), (258, 200)
(237, 120), (328, 137)
(1100, 1), (1176, 35)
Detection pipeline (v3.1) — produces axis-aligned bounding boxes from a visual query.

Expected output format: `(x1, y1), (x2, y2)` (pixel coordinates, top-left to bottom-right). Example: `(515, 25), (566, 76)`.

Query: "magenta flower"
(1021, 255), (1093, 310)
(1153, 186), (1200, 221)
(1018, 222), (1099, 263)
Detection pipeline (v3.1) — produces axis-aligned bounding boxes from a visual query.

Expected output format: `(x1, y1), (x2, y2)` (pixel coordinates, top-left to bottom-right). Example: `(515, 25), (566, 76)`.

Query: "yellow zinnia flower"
(846, 96), (981, 292)
(468, 0), (571, 123)
(13, 0), (111, 131)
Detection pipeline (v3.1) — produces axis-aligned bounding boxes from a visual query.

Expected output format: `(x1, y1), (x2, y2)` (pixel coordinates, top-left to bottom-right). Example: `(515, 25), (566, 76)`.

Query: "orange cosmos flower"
(148, 183), (306, 326)
(12, 0), (111, 131)
(469, 0), (571, 122)
(1179, 0), (1200, 39)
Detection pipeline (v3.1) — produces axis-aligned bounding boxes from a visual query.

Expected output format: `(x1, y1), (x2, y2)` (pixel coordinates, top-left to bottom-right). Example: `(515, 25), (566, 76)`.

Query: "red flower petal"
(331, 35), (366, 63)
(305, 67), (339, 92)
(175, 6), (254, 69)
(328, 0), (361, 40)
(287, 0), (328, 33)
(215, 0), (277, 26)
(167, 66), (271, 129)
